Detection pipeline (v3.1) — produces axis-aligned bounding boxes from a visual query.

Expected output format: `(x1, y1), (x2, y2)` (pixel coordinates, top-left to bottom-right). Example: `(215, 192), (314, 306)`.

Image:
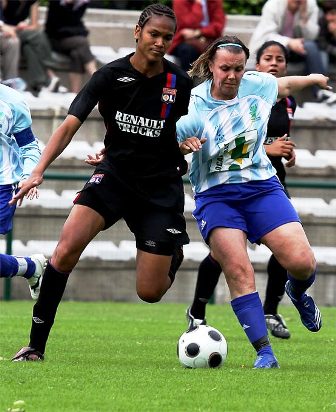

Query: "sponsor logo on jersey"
(115, 111), (165, 137)
(264, 136), (278, 145)
(166, 228), (182, 234)
(89, 173), (104, 184)
(117, 77), (136, 82)
(230, 109), (241, 118)
(161, 87), (177, 104)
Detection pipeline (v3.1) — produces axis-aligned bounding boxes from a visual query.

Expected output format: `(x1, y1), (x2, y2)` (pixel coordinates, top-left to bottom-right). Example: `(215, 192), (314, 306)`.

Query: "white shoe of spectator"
(317, 89), (336, 105)
(45, 76), (68, 93)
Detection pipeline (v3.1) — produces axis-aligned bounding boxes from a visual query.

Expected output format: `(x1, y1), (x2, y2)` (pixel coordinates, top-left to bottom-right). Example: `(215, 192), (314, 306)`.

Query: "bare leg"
(262, 222), (321, 332)
(85, 59), (97, 75)
(209, 228), (278, 368)
(51, 205), (105, 271)
(262, 222), (315, 279)
(135, 250), (172, 302)
(15, 205), (106, 357)
(209, 228), (255, 299)
(68, 72), (83, 93)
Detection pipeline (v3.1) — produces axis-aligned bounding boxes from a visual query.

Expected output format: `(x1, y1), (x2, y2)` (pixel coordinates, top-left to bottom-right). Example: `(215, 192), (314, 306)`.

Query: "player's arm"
(176, 98), (206, 155)
(14, 127), (41, 204)
(15, 128), (41, 179)
(10, 115), (81, 205)
(277, 74), (332, 98)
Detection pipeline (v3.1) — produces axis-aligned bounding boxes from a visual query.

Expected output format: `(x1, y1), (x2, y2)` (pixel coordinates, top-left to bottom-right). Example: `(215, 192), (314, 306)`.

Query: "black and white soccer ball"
(177, 325), (228, 368)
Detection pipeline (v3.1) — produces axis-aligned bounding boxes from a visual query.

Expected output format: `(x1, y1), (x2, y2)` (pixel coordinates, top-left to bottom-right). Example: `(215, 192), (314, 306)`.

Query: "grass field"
(0, 301), (335, 412)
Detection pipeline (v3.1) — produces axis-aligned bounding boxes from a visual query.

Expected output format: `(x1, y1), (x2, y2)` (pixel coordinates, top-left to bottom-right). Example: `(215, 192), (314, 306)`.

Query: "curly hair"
(188, 35), (249, 81)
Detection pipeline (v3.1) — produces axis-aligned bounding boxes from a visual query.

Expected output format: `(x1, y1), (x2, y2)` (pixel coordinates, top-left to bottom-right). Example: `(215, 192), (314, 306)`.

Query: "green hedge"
(39, 0), (264, 15)
(40, 0), (325, 16)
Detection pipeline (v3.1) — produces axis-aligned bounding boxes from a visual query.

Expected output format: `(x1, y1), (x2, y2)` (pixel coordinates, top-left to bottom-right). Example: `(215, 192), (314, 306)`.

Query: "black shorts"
(74, 171), (190, 255)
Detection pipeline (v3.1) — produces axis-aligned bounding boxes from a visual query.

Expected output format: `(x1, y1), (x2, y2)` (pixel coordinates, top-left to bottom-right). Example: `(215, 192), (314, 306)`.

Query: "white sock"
(16, 257), (28, 276)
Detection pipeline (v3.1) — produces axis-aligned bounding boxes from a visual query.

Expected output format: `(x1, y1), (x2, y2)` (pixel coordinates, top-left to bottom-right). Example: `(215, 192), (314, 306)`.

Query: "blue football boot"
(285, 281), (322, 332)
(253, 353), (279, 369)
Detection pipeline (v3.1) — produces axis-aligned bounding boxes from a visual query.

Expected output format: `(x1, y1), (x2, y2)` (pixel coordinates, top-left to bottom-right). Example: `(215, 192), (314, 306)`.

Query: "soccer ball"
(177, 325), (228, 368)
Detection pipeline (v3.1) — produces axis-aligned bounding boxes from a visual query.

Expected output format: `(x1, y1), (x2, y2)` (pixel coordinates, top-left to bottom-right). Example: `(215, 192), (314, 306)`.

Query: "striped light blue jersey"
(176, 71), (278, 193)
(0, 84), (40, 184)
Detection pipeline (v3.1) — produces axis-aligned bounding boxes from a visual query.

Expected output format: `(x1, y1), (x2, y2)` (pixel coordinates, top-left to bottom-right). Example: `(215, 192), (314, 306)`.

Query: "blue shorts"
(193, 176), (300, 244)
(0, 184), (18, 235)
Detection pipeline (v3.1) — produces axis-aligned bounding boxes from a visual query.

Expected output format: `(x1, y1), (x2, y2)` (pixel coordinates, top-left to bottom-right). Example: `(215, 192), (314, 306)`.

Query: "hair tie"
(217, 43), (242, 49)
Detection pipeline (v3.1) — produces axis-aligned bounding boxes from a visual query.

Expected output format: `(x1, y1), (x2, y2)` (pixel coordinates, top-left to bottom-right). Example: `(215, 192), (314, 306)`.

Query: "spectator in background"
(0, 2), (20, 83)
(2, 0), (66, 95)
(317, 1), (336, 71)
(248, 0), (336, 103)
(169, 0), (226, 72)
(45, 0), (97, 93)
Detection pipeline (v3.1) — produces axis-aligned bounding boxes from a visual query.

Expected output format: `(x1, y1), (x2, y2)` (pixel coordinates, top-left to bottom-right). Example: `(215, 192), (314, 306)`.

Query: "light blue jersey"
(0, 84), (40, 185)
(177, 71), (278, 193)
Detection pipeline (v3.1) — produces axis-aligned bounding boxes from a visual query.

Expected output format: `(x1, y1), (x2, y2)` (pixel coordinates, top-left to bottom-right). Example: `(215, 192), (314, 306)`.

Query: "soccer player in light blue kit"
(0, 83), (46, 299)
(177, 35), (329, 368)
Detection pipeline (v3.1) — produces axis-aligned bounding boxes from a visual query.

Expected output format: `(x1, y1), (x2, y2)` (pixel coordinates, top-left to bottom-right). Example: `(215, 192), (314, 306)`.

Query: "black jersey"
(264, 96), (296, 184)
(69, 55), (193, 188)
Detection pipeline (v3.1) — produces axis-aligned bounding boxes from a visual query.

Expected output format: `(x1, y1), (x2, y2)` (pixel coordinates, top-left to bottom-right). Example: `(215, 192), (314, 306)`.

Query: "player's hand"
(85, 147), (106, 166)
(308, 73), (333, 91)
(264, 135), (296, 158)
(179, 137), (207, 155)
(285, 148), (296, 168)
(9, 174), (43, 206)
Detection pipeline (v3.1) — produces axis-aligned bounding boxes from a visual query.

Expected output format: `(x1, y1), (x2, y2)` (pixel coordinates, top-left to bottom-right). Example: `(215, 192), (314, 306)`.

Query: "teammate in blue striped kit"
(177, 35), (329, 368)
(0, 83), (46, 299)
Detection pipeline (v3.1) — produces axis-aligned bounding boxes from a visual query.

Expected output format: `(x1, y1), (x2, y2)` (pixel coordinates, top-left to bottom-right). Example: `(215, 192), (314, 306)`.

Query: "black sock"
(29, 262), (69, 354)
(190, 254), (222, 320)
(263, 254), (287, 315)
(168, 247), (184, 285)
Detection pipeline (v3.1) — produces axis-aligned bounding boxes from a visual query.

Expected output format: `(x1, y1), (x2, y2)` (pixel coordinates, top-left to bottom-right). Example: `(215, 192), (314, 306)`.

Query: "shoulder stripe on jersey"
(160, 73), (176, 119)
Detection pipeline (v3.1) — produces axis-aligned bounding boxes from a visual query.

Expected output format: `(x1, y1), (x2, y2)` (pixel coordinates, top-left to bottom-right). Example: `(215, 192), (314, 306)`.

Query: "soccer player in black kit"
(10, 3), (193, 361)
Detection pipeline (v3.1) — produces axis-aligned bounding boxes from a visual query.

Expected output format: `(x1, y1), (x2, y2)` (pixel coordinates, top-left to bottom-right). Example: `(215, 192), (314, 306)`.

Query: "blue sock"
(287, 269), (316, 299)
(231, 291), (273, 356)
(0, 254), (35, 279)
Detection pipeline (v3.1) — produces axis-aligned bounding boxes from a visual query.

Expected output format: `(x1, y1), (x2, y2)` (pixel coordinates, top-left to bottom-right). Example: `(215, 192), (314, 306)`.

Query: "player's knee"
(137, 288), (163, 303)
(51, 242), (80, 272)
(286, 249), (316, 279)
(225, 261), (254, 282)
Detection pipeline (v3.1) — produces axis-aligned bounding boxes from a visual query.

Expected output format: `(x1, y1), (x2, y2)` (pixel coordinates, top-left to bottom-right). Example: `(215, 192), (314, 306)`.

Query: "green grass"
(0, 301), (335, 412)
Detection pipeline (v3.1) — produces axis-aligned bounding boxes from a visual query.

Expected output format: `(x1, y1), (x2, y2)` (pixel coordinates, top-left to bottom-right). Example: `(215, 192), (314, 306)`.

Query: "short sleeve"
(240, 71), (278, 106)
(11, 98), (32, 134)
(68, 69), (110, 122)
